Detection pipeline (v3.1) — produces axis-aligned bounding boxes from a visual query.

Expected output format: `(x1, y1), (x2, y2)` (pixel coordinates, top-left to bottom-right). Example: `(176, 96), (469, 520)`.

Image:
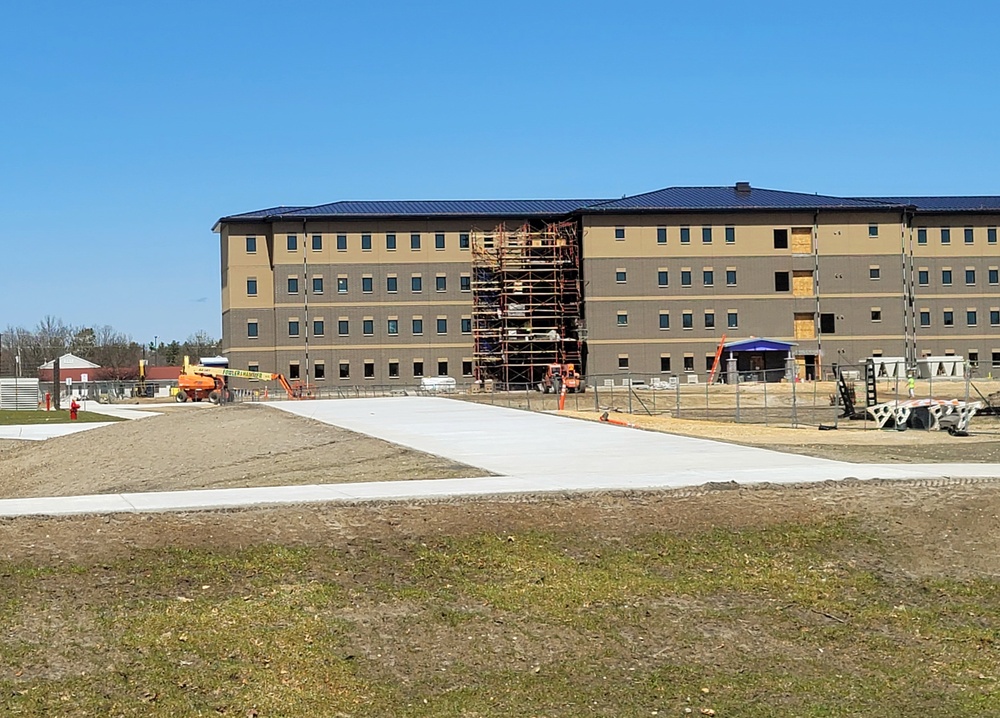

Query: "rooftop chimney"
(735, 181), (751, 194)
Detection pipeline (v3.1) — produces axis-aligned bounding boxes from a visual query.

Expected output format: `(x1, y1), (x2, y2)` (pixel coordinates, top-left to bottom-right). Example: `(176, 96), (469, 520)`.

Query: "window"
(435, 275), (447, 292)
(338, 319), (349, 336)
(388, 362), (400, 378)
(461, 318), (472, 333)
(683, 356), (694, 372)
(966, 269), (976, 285)
(246, 236), (257, 253)
(361, 233), (371, 251)
(726, 269), (737, 286)
(412, 318), (423, 335)
(967, 310), (978, 327)
(312, 234), (322, 251)
(411, 275), (422, 292)
(387, 276), (398, 293)
(703, 270), (714, 287)
(657, 270), (668, 288)
(920, 311), (930, 327)
(410, 233), (421, 250)
(965, 227), (974, 244)
(617, 312), (628, 326)
(615, 227), (625, 240)
(871, 309), (882, 322)
(363, 319), (374, 336)
(286, 235), (297, 251)
(336, 234), (347, 251)
(943, 310), (954, 327)
(727, 311), (738, 329)
(942, 269), (952, 286)
(820, 313), (836, 334)
(313, 319), (324, 336)
(247, 321), (258, 338)
(314, 363), (325, 379)
(362, 276), (373, 293)
(387, 319), (398, 335)
(618, 355), (629, 370)
(659, 312), (670, 329)
(462, 360), (473, 377)
(660, 356), (671, 372)
(437, 318), (448, 334)
(246, 278), (257, 296)
(459, 233), (470, 249)
(288, 320), (299, 337)
(869, 266), (880, 280)
(313, 277), (324, 294)
(288, 364), (300, 380)
(435, 233), (445, 250)
(702, 226), (712, 244)
(990, 268), (999, 285)
(364, 361), (375, 379)
(287, 277), (299, 294)
(869, 224), (879, 238)
(774, 271), (790, 292)
(989, 228), (997, 244)
(460, 275), (471, 291)
(657, 227), (667, 244)
(437, 360), (449, 376)
(413, 361), (424, 377)
(615, 269), (627, 283)
(337, 277), (348, 293)
(941, 227), (951, 244)
(339, 362), (350, 379)
(991, 310), (1000, 326)
(386, 233), (397, 250)
(725, 226), (735, 244)
(682, 311), (693, 329)
(248, 363), (259, 375)
(917, 228), (927, 245)
(918, 269), (929, 286)
(704, 312), (715, 329)
(680, 227), (690, 244)
(970, 352), (980, 369)
(681, 270), (692, 287)
(773, 229), (788, 249)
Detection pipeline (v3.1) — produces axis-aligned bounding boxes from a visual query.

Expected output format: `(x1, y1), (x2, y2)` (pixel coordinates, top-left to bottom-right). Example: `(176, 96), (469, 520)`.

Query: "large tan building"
(214, 184), (1000, 388)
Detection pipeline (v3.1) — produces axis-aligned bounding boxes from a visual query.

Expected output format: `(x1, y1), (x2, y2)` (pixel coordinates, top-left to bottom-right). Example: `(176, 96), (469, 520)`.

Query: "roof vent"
(735, 181), (751, 194)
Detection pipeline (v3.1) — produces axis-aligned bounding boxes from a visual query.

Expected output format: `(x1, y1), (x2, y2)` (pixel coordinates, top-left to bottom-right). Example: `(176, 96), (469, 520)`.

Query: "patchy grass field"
(1, 483), (998, 717)
(0, 409), (122, 425)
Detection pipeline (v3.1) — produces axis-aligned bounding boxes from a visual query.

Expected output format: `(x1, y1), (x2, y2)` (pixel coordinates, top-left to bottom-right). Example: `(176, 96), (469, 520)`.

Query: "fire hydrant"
(69, 399), (80, 421)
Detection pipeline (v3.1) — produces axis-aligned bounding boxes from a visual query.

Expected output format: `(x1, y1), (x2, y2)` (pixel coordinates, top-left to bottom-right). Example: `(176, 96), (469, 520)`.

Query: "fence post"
(705, 379), (709, 421)
(791, 372), (798, 428)
(763, 377), (768, 426)
(628, 373), (633, 414)
(735, 370), (741, 423)
(675, 379), (681, 419)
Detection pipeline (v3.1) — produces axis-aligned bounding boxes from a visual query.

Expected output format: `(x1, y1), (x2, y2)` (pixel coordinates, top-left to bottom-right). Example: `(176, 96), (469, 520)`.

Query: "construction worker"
(907, 373), (916, 399)
(69, 398), (80, 420)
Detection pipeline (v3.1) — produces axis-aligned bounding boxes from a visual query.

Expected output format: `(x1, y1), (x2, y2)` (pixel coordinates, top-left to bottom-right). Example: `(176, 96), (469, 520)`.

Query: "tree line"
(0, 316), (220, 380)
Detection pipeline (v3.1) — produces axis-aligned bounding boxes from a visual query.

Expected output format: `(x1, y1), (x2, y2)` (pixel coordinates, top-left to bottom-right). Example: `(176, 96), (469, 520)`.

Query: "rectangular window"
(683, 356), (694, 372)
(459, 233), (470, 249)
(285, 277), (298, 294)
(657, 270), (668, 288)
(774, 271), (790, 292)
(725, 226), (735, 244)
(820, 313), (836, 334)
(966, 269), (976, 285)
(412, 318), (423, 335)
(388, 361), (400, 378)
(660, 356), (671, 372)
(462, 360), (473, 377)
(869, 266), (880, 280)
(338, 319), (349, 336)
(361, 233), (372, 251)
(680, 227), (690, 244)
(246, 278), (257, 296)
(413, 361), (424, 377)
(387, 318), (399, 335)
(387, 276), (398, 293)
(364, 361), (375, 379)
(681, 270), (692, 287)
(337, 277), (348, 293)
(410, 233), (421, 250)
(247, 321), (258, 338)
(967, 310), (978, 327)
(246, 236), (257, 253)
(437, 360), (448, 376)
(659, 312), (670, 329)
(727, 311), (738, 329)
(386, 233), (397, 250)
(990, 268), (999, 285)
(991, 310), (1000, 326)
(435, 275), (447, 292)
(362, 276), (373, 293)
(286, 235), (297, 251)
(871, 308), (882, 322)
(917, 228), (927, 245)
(363, 319), (374, 336)
(989, 227), (997, 244)
(704, 312), (715, 329)
(313, 277), (324, 294)
(682, 311), (693, 329)
(965, 227), (974, 244)
(615, 227), (625, 240)
(702, 226), (712, 244)
(615, 269), (627, 283)
(339, 362), (350, 379)
(773, 229), (788, 249)
(247, 363), (259, 376)
(288, 364), (300, 380)
(411, 275), (422, 292)
(868, 224), (879, 238)
(703, 269), (714, 287)
(618, 355), (629, 370)
(313, 319), (324, 336)
(312, 234), (322, 251)
(943, 310), (954, 327)
(918, 269), (929, 286)
(460, 275), (471, 291)
(435, 233), (445, 250)
(288, 320), (299, 337)
(461, 317), (472, 333)
(942, 269), (952, 285)
(437, 318), (448, 334)
(726, 269), (737, 286)
(617, 312), (628, 326)
(314, 363), (325, 379)
(920, 311), (930, 327)
(941, 227), (951, 244)
(657, 227), (667, 244)
(336, 234), (347, 251)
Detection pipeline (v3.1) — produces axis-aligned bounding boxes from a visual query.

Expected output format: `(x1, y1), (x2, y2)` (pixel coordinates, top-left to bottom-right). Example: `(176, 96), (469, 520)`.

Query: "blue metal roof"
(585, 186), (904, 212)
(725, 338), (796, 352)
(221, 205), (309, 221)
(861, 196), (1000, 212)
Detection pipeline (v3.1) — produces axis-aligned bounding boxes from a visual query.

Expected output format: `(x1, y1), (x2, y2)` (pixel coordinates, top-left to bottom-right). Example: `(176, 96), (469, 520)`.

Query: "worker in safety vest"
(907, 373), (916, 399)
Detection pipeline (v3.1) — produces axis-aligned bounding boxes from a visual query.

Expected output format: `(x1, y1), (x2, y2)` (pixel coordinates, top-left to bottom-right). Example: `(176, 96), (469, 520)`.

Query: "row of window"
(917, 309), (1000, 328)
(916, 268), (999, 286)
(616, 310), (739, 330)
(917, 227), (998, 245)
(249, 274), (473, 297)
(247, 316), (473, 339)
(266, 359), (472, 381)
(247, 233), (472, 255)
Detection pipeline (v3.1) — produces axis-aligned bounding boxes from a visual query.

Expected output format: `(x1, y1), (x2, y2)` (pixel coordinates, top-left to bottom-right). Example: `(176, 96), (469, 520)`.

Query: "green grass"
(0, 409), (123, 425)
(0, 519), (997, 716)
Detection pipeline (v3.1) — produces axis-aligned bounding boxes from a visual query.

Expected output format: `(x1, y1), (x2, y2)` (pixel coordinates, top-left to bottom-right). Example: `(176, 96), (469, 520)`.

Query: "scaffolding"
(471, 221), (583, 389)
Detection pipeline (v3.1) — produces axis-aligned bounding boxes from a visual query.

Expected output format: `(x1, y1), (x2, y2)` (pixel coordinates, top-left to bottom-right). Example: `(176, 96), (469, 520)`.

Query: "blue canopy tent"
(723, 338), (797, 382)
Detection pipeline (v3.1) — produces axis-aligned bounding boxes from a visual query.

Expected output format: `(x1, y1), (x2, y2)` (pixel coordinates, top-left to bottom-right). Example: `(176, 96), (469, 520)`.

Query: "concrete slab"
(0, 422), (118, 441)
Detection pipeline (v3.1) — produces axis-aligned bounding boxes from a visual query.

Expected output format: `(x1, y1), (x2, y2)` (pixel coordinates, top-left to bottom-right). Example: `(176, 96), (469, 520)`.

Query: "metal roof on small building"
(724, 338), (797, 352)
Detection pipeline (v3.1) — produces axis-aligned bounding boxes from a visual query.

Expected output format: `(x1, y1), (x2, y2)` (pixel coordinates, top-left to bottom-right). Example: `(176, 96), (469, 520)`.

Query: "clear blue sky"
(2, 1), (997, 344)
